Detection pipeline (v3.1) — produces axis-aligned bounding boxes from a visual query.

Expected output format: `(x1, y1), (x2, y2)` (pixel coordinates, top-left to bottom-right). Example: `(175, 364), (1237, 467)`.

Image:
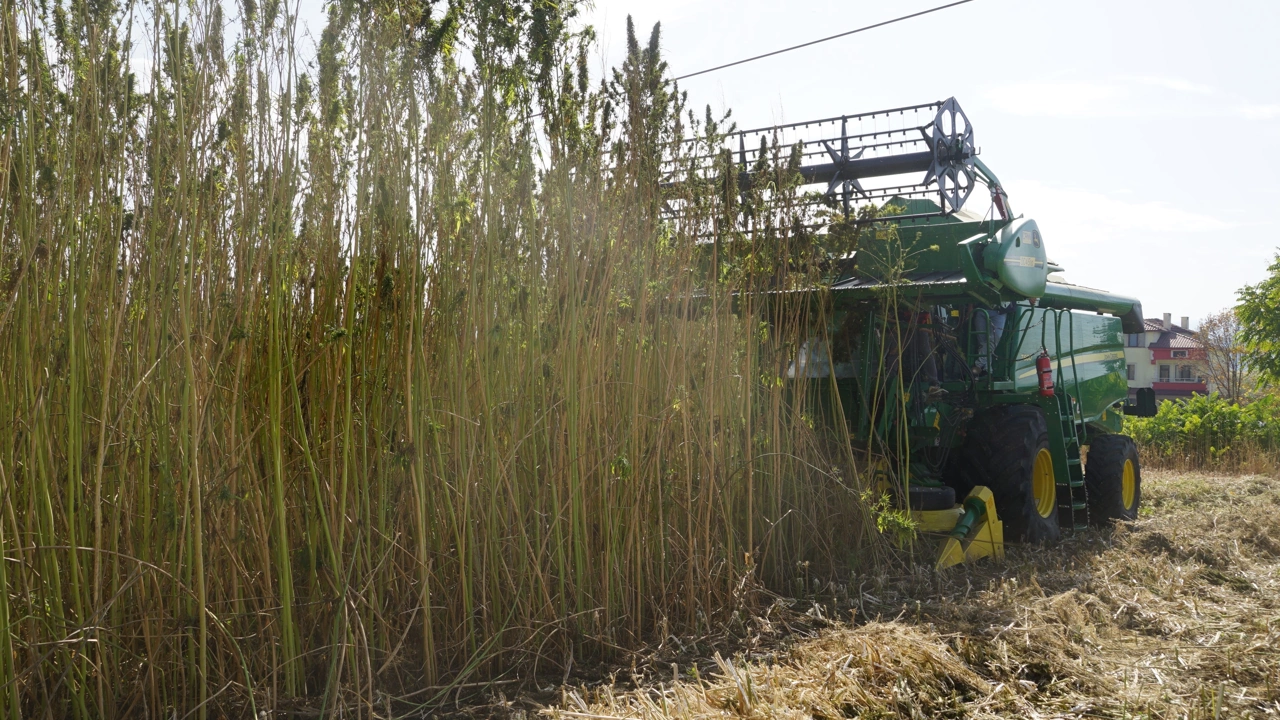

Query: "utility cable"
(673, 0), (975, 81)
(527, 1), (974, 120)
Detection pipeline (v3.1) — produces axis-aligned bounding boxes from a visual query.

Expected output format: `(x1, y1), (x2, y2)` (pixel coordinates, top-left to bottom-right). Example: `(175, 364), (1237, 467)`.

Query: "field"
(5, 1), (1277, 717)
(536, 470), (1280, 719)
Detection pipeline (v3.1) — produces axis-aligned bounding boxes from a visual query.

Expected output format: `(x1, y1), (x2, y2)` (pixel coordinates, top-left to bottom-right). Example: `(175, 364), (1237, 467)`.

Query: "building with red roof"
(1123, 313), (1207, 402)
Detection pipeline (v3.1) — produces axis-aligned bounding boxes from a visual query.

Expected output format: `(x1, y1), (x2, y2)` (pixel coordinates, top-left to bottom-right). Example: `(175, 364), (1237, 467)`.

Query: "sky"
(287, 0), (1279, 327)
(573, 0), (1280, 328)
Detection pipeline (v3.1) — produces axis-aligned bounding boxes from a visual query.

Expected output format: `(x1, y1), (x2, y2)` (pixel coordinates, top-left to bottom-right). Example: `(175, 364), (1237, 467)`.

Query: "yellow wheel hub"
(1032, 448), (1056, 518)
(1121, 458), (1136, 509)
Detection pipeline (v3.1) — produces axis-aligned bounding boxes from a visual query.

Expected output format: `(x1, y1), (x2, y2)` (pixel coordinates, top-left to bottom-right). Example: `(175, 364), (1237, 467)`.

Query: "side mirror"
(1123, 388), (1157, 417)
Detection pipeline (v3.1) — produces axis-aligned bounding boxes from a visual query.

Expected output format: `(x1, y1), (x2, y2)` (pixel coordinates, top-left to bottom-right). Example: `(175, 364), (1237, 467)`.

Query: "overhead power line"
(527, 1), (974, 120)
(673, 0), (975, 82)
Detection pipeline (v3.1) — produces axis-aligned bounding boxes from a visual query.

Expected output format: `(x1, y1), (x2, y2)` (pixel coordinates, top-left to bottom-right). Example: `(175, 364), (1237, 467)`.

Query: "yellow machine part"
(913, 507), (963, 532)
(911, 486), (1005, 570)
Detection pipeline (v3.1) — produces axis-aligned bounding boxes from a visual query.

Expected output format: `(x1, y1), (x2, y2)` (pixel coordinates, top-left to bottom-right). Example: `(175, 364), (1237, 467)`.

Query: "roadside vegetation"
(1126, 393), (1280, 471)
(0, 0), (884, 715)
(1127, 261), (1280, 472)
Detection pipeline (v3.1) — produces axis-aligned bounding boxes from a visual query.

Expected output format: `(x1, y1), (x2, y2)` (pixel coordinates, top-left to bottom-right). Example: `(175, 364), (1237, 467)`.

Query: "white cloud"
(1007, 180), (1249, 318)
(1122, 75), (1214, 94)
(983, 76), (1276, 121)
(579, 0), (695, 40)
(984, 81), (1128, 118)
(1012, 179), (1233, 246)
(1236, 103), (1280, 120)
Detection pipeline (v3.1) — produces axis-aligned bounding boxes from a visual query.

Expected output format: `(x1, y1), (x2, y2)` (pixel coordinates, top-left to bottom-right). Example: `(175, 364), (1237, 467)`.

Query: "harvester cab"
(670, 98), (1156, 568)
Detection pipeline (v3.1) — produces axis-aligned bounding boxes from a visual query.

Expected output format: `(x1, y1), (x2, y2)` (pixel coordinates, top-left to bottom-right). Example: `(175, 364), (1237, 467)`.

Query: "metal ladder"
(1050, 310), (1089, 531)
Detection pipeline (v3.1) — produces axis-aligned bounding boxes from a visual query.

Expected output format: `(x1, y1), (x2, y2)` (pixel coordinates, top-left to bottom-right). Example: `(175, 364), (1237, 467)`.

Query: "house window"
(1159, 364), (1170, 381)
(1172, 349), (1188, 358)
(1178, 365), (1193, 380)
(1127, 333), (1142, 347)
(1126, 364), (1135, 381)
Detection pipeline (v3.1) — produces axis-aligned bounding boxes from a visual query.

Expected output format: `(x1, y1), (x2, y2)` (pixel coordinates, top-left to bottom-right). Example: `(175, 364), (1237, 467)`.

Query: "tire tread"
(948, 405), (1060, 543)
(1085, 434), (1140, 524)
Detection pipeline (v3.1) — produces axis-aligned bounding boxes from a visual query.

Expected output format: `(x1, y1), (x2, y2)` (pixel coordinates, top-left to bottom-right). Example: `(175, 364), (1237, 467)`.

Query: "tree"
(1238, 252), (1280, 386)
(1198, 308), (1249, 402)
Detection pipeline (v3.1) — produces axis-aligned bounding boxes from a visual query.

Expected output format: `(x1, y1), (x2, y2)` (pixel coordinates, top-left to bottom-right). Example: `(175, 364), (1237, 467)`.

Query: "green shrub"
(1125, 393), (1280, 467)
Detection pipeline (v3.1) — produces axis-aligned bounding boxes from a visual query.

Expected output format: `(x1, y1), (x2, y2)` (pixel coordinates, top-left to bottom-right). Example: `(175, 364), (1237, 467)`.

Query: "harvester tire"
(950, 405), (1061, 544)
(1085, 434), (1141, 524)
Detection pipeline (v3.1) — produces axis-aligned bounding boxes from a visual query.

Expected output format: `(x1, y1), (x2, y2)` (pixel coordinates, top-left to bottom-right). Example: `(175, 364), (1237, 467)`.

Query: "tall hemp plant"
(0, 0), (881, 714)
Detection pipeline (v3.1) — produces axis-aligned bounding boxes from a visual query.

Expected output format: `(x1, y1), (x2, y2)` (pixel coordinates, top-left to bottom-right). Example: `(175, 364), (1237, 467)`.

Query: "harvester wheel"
(1085, 434), (1141, 524)
(950, 405), (1060, 544)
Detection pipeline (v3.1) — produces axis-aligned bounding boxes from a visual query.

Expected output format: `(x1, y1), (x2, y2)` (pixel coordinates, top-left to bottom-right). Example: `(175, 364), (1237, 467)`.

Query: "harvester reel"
(662, 96), (983, 227)
(923, 98), (976, 214)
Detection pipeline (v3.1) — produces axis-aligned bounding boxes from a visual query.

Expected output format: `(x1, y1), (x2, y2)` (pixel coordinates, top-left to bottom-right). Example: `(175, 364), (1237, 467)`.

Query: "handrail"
(1067, 310), (1084, 426)
(1049, 308), (1085, 433)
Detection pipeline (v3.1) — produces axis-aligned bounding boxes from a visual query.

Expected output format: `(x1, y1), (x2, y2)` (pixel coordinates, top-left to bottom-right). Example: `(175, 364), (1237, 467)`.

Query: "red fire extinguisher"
(1036, 350), (1055, 397)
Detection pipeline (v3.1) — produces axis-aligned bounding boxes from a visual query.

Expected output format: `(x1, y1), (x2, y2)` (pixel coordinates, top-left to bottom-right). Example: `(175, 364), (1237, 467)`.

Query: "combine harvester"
(671, 99), (1158, 568)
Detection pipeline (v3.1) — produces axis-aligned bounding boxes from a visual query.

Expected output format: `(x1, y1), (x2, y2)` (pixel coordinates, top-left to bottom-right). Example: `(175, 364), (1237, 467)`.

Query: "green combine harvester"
(676, 98), (1158, 567)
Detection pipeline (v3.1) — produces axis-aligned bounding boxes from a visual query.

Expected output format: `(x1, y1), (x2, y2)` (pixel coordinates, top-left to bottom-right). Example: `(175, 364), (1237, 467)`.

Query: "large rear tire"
(1085, 434), (1141, 524)
(950, 405), (1061, 544)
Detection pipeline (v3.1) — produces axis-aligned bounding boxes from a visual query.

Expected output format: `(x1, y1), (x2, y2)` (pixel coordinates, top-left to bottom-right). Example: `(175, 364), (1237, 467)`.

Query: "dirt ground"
(526, 470), (1280, 719)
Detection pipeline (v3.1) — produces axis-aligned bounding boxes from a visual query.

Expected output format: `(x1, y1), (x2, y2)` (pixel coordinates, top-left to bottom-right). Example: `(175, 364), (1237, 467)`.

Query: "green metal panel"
(1009, 306), (1128, 424)
(983, 219), (1048, 298)
(846, 219), (997, 282)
